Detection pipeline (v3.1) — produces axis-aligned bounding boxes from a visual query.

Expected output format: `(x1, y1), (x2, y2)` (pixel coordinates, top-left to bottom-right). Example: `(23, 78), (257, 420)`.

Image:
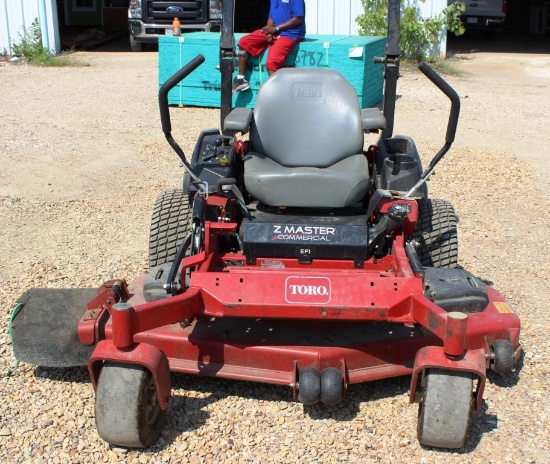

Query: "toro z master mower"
(11, 0), (521, 450)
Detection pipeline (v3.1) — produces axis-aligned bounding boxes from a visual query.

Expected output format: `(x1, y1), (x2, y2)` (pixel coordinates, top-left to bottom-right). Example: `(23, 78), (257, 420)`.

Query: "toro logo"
(285, 276), (331, 304)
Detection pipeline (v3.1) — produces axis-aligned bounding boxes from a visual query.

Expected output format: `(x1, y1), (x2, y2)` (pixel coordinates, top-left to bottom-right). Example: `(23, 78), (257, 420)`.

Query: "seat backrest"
(249, 68), (364, 168)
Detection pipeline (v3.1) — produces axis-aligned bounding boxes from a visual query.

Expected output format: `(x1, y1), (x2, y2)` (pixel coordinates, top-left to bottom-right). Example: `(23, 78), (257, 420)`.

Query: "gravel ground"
(0, 45), (549, 464)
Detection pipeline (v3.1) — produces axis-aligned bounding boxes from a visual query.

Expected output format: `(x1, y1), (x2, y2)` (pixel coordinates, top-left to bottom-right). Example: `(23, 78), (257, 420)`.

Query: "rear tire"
(95, 362), (166, 448)
(417, 368), (473, 448)
(149, 190), (191, 268)
(413, 198), (459, 268)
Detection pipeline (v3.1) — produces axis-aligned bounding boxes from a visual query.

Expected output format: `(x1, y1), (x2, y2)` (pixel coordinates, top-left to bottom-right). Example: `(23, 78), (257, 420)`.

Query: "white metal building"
(0, 0), (60, 55)
(304, 0), (366, 35)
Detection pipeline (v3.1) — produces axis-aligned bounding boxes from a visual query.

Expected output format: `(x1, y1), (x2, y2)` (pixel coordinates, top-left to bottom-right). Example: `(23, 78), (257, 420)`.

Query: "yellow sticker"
(494, 302), (515, 314)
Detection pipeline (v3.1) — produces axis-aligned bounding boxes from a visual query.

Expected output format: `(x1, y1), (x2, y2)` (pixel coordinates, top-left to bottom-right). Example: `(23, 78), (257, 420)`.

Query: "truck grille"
(146, 1), (206, 23)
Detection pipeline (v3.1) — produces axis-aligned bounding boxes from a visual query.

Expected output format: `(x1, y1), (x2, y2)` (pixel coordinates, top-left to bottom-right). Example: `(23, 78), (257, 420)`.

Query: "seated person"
(233, 0), (306, 93)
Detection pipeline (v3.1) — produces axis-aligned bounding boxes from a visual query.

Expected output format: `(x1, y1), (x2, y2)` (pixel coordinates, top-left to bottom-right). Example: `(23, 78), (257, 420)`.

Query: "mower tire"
(413, 198), (459, 268)
(490, 339), (515, 374)
(95, 362), (166, 448)
(320, 368), (344, 405)
(149, 189), (191, 268)
(298, 367), (321, 405)
(417, 368), (473, 449)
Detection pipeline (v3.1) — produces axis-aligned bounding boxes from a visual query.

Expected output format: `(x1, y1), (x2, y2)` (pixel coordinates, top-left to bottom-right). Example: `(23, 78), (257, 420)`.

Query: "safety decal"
(494, 302), (515, 314)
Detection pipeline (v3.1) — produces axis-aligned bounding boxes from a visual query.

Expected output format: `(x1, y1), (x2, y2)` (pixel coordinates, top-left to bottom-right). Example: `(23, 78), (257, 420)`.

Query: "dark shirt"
(269, 0), (306, 40)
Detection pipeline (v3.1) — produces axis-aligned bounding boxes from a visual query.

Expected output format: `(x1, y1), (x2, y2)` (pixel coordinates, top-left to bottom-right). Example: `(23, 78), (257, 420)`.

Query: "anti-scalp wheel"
(320, 367), (344, 405)
(297, 367), (321, 405)
(490, 339), (515, 374)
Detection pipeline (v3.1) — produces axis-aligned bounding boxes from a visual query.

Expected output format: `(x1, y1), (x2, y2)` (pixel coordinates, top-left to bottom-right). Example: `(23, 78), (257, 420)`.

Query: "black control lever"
(405, 63), (461, 197)
(214, 137), (223, 155)
(159, 54), (205, 137)
(418, 62), (460, 153)
(158, 55), (207, 192)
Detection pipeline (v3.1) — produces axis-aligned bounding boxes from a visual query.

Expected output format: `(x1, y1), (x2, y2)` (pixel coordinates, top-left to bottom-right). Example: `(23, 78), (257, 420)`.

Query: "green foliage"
(357, 0), (466, 61)
(11, 18), (86, 67)
(11, 18), (52, 62)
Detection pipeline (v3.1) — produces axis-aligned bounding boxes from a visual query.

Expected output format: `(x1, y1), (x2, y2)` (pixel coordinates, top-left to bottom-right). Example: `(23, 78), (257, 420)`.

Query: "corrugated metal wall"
(0, 0), (60, 55)
(305, 0), (447, 57)
(305, 0), (365, 35)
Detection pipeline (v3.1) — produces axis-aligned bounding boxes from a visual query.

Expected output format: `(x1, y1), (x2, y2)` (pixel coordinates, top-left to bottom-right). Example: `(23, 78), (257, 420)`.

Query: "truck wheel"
(95, 362), (166, 448)
(413, 198), (459, 268)
(149, 190), (191, 268)
(417, 368), (473, 448)
(129, 35), (143, 52)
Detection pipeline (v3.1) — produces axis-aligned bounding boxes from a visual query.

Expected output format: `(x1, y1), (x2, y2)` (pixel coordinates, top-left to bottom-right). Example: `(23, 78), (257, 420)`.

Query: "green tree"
(357, 0), (465, 61)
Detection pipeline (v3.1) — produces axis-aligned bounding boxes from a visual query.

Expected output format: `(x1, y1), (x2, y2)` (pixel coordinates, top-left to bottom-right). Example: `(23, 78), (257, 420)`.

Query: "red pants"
(238, 29), (302, 72)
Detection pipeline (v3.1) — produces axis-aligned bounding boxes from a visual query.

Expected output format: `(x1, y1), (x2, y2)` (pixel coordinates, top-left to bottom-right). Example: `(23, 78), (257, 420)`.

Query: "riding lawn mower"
(10, 0), (521, 450)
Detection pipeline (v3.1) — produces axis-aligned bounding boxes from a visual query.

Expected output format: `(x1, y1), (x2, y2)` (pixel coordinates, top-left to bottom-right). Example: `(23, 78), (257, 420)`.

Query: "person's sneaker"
(232, 77), (250, 94)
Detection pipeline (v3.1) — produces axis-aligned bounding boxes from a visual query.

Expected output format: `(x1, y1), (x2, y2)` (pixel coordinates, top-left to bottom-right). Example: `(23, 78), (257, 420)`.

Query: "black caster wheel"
(297, 367), (320, 405)
(320, 367), (343, 405)
(490, 339), (515, 374)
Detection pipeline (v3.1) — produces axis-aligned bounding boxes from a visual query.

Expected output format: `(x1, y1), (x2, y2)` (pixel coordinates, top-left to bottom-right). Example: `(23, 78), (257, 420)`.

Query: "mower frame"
(11, 0), (522, 450)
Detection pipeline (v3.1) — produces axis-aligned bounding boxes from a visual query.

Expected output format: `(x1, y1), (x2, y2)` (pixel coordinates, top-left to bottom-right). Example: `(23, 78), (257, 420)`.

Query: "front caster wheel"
(95, 362), (166, 448)
(417, 368), (473, 449)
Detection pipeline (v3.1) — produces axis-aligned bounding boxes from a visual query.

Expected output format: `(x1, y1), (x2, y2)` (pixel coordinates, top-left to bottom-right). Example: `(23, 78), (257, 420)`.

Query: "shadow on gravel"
(157, 373), (413, 449)
(168, 371), (412, 424)
(31, 355), (524, 451)
(305, 375), (411, 422)
(33, 365), (90, 383)
(418, 399), (497, 454)
(487, 349), (525, 388)
(163, 393), (211, 442)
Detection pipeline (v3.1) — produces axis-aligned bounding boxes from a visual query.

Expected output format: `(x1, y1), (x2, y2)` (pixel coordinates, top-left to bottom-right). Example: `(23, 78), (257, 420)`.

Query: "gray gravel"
(1, 49), (549, 463)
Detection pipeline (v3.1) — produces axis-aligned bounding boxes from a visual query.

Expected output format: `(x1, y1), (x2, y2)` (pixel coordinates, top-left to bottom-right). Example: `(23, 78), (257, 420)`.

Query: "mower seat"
(242, 68), (370, 208)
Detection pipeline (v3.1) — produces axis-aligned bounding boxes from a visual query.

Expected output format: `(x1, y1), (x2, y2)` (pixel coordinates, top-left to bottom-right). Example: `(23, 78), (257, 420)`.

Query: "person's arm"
(263, 16), (303, 36)
(263, 18), (276, 43)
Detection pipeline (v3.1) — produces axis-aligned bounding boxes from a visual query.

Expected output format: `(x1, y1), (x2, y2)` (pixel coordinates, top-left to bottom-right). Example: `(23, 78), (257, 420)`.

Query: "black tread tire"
(413, 198), (459, 268)
(149, 190), (191, 268)
(298, 367), (321, 405)
(490, 339), (515, 374)
(319, 367), (343, 405)
(95, 362), (166, 448)
(417, 368), (473, 449)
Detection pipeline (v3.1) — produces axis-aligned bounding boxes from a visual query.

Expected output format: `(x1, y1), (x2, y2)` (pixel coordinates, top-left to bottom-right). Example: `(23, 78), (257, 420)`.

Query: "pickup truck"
(458, 0), (507, 29)
(128, 0), (270, 51)
(128, 0), (223, 51)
